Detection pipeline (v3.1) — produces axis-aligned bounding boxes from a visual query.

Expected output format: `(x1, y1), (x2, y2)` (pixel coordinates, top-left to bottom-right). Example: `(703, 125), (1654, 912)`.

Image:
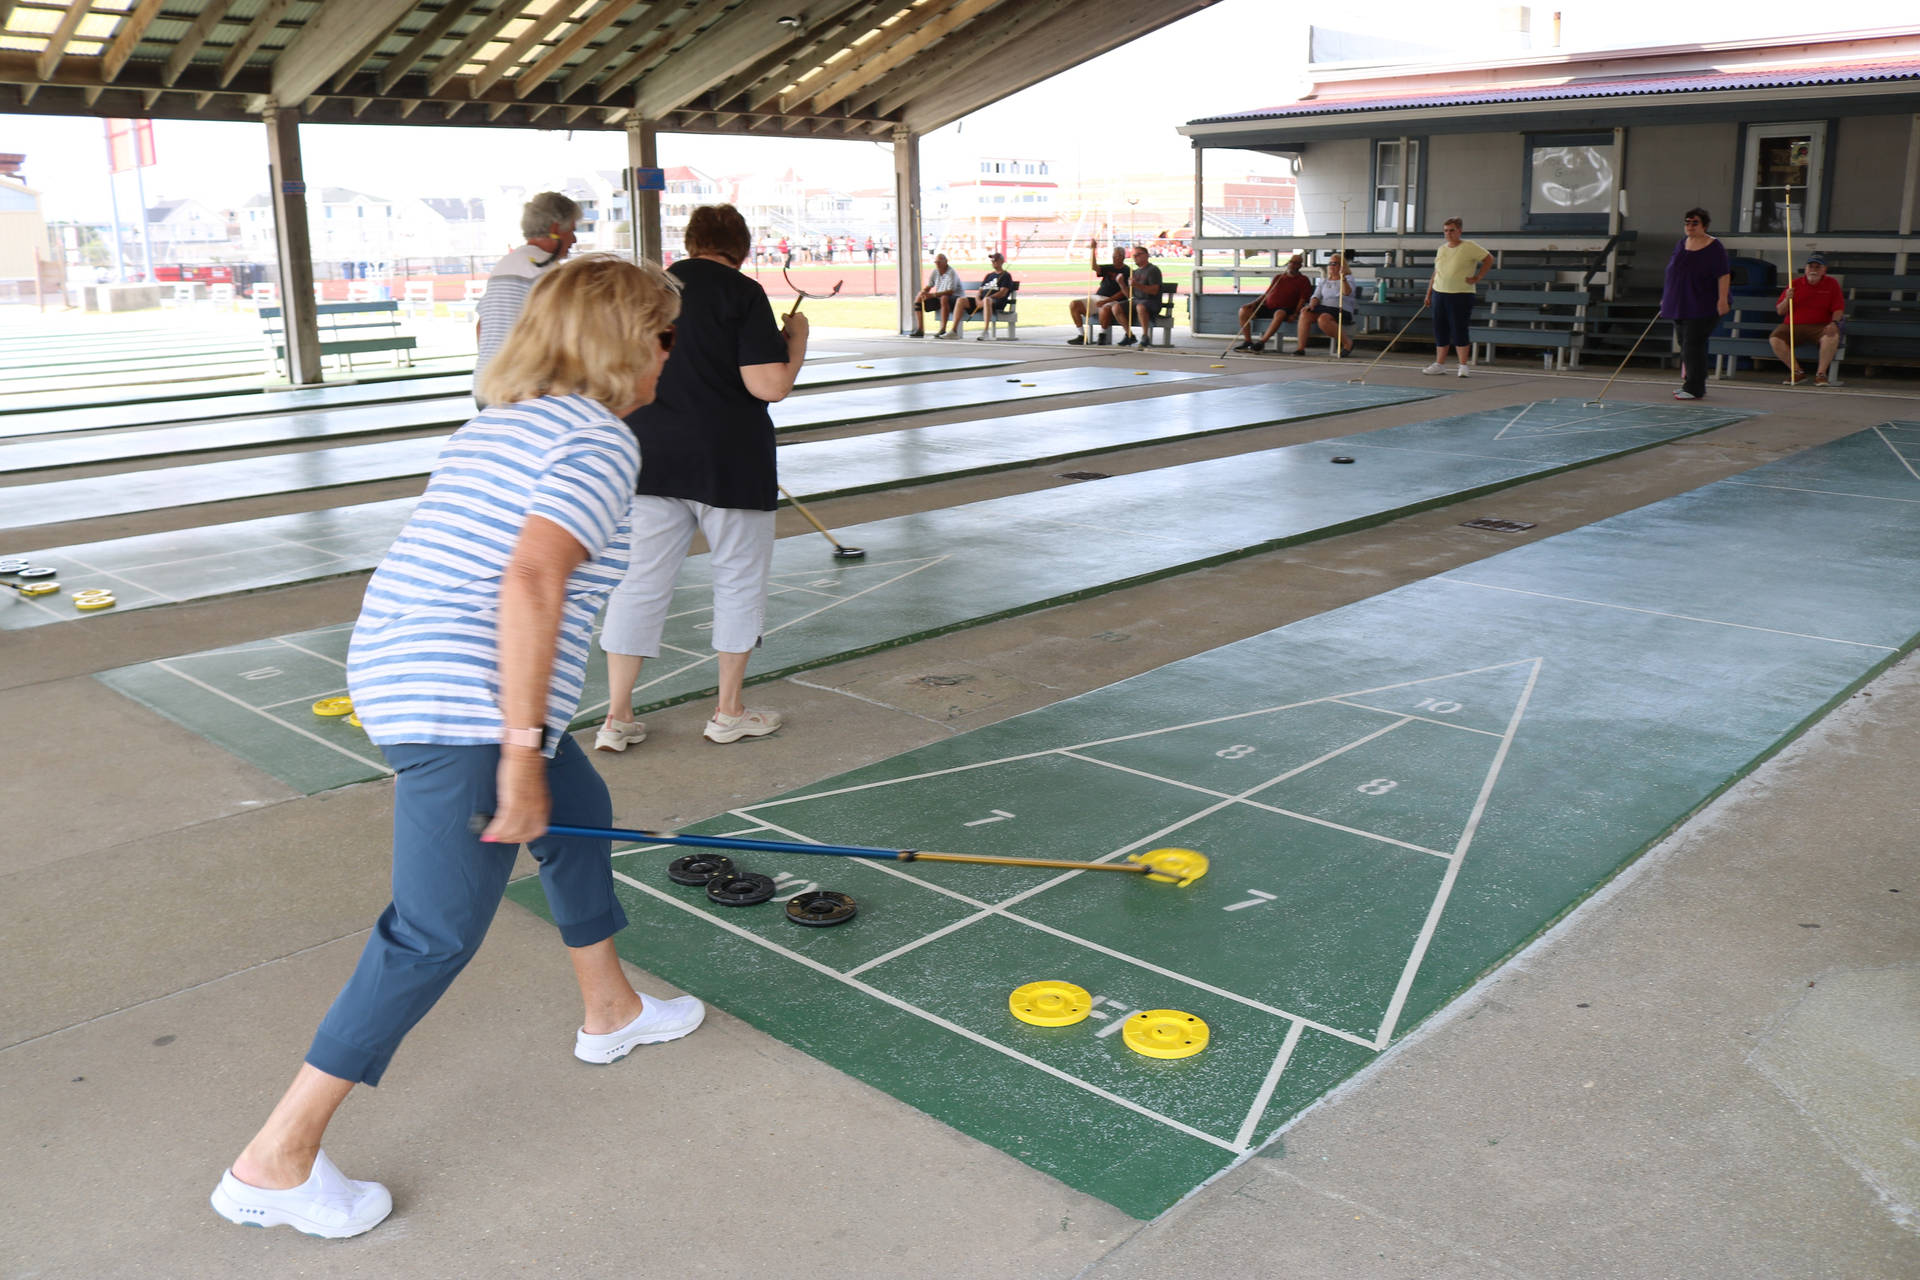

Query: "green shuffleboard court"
(506, 421), (1920, 1218)
(0, 361), (471, 418)
(0, 374), (475, 442)
(95, 398), (1747, 792)
(4, 380), (1438, 629)
(0, 367), (1203, 527)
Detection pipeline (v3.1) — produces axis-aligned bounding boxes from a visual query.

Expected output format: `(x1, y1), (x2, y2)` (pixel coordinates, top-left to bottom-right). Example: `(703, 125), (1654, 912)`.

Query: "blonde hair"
(477, 254), (680, 410)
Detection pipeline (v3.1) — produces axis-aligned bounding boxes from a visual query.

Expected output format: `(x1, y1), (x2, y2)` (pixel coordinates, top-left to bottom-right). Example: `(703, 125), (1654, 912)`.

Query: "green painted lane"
(770, 367), (1204, 431)
(506, 423), (1918, 1217)
(791, 353), (1020, 385)
(7, 381), (1438, 629)
(95, 398), (1747, 792)
(0, 337), (266, 373)
(0, 348), (268, 382)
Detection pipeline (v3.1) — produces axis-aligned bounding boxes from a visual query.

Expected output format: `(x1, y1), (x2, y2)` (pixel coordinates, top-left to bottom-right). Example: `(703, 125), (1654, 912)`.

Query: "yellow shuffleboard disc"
(1009, 980), (1092, 1027)
(312, 696), (355, 717)
(74, 593), (117, 610)
(1121, 1009), (1209, 1059)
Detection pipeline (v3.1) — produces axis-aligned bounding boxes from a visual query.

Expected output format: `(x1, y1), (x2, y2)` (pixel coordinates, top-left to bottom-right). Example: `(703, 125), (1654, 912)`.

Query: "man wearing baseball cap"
(1771, 255), (1845, 386)
(965, 251), (1017, 336)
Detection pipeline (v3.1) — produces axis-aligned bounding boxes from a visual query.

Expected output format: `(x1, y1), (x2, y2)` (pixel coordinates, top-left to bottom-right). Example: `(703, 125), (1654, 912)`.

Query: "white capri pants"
(600, 496), (776, 658)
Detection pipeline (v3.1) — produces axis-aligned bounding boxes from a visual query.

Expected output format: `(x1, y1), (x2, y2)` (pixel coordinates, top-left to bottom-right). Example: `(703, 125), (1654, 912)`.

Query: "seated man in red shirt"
(1235, 255), (1312, 354)
(1770, 255), (1845, 386)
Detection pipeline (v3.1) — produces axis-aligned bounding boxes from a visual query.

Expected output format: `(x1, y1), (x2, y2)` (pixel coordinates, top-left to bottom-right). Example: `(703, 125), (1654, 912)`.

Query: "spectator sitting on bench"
(1115, 246), (1164, 348)
(473, 191), (580, 406)
(1068, 240), (1130, 345)
(910, 253), (963, 338)
(965, 252), (1016, 336)
(1771, 254), (1845, 386)
(1295, 255), (1355, 357)
(1235, 254), (1310, 353)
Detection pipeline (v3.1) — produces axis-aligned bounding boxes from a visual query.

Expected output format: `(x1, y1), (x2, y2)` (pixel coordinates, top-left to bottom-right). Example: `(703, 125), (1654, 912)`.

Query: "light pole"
(1126, 196), (1138, 249)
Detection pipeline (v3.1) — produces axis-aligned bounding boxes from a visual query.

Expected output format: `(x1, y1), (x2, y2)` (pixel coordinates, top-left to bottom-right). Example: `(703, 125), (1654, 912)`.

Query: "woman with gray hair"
(473, 191), (582, 402)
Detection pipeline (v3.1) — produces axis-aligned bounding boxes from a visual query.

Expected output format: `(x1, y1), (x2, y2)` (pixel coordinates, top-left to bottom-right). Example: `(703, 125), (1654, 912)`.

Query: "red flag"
(103, 119), (156, 174)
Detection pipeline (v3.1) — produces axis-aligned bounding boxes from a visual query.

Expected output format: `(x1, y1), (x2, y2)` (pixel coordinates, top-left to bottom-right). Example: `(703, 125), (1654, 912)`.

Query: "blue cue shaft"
(513, 820), (1152, 873)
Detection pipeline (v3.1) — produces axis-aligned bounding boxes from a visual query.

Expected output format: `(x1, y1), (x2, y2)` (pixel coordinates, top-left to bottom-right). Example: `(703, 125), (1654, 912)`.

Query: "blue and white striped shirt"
(347, 395), (639, 754)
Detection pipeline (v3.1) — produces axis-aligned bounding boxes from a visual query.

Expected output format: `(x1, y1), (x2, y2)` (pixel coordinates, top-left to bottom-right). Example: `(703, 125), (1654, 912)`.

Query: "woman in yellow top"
(1423, 217), (1492, 378)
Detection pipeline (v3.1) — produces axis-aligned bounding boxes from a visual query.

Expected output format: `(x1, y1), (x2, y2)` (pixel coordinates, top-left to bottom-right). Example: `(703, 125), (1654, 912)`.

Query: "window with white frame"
(1739, 122), (1824, 233)
(1372, 139), (1419, 232)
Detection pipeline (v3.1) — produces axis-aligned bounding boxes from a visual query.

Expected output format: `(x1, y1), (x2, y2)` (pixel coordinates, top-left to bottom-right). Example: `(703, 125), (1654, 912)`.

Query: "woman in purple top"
(1661, 207), (1731, 400)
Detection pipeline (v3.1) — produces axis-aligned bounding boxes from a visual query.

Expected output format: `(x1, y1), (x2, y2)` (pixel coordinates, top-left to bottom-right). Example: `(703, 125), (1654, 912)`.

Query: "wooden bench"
(1353, 267), (1428, 332)
(1835, 274), (1920, 375)
(261, 300), (417, 374)
(1710, 298), (1845, 383)
(1471, 277), (1591, 369)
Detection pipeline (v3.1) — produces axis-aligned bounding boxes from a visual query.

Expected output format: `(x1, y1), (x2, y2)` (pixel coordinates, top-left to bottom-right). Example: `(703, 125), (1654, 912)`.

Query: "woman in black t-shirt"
(597, 205), (807, 749)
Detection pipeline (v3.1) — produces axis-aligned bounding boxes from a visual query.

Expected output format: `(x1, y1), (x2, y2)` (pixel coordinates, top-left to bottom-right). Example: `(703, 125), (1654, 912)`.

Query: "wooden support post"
(263, 105), (322, 385)
(893, 126), (921, 336)
(626, 114), (662, 265)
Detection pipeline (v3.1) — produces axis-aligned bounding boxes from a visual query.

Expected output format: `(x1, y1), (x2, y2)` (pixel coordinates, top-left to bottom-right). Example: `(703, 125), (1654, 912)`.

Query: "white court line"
(742, 661), (1543, 813)
(1233, 1020), (1305, 1151)
(1437, 578), (1900, 651)
(1326, 699), (1506, 737)
(576, 554), (951, 720)
(274, 636), (348, 668)
(1235, 798), (1453, 860)
(1875, 424), (1920, 482)
(149, 659), (391, 773)
(1721, 479), (1920, 506)
(49, 551), (167, 600)
(1372, 660), (1541, 1048)
(607, 867), (1242, 1153)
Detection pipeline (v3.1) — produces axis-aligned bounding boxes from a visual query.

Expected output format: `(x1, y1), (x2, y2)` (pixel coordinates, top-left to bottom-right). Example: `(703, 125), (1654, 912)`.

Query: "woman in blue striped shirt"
(211, 256), (696, 1240)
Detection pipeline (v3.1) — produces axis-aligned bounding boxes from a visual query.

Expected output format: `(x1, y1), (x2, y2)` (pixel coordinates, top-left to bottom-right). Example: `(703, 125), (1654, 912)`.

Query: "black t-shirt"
(623, 257), (790, 510)
(1094, 263), (1129, 298)
(978, 270), (1015, 294)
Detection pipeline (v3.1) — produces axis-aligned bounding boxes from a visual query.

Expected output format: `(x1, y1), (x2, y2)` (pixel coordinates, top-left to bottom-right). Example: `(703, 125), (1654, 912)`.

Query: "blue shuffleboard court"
(95, 399), (1749, 792)
(0, 374), (475, 441)
(1, 380), (1437, 629)
(504, 421), (1920, 1218)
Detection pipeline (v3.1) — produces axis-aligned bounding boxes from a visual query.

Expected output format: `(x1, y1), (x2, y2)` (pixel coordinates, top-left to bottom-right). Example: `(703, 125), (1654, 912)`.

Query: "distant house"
(0, 173), (47, 280)
(144, 197), (231, 262)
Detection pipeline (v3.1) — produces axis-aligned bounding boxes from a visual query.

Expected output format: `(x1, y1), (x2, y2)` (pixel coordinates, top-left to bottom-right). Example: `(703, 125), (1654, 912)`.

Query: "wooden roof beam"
(164, 0), (238, 86)
(701, 0), (880, 111)
(556, 4), (663, 101)
(425, 4), (528, 96)
(328, 7), (422, 92)
(101, 0), (168, 84)
(857, 0), (1058, 116)
(759, 1), (913, 115)
(796, 0), (1009, 116)
(511, 0), (639, 99)
(470, 0), (582, 98)
(35, 0), (94, 81)
(273, 1), (418, 104)
(377, 1), (482, 95)
(592, 0), (739, 103)
(219, 0), (296, 89)
(630, 0), (825, 118)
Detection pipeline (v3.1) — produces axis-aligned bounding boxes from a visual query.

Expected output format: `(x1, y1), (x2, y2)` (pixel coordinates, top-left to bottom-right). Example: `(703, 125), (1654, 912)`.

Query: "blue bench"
(1470, 280), (1591, 369)
(261, 301), (417, 375)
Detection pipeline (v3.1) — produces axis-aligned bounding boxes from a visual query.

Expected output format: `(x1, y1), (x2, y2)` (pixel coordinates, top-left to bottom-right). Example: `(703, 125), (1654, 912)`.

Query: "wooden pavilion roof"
(0, 0), (1216, 137)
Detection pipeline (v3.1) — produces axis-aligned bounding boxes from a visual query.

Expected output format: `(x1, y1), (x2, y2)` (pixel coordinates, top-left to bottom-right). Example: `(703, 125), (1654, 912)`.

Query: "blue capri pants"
(306, 735), (623, 1086)
(1432, 291), (1475, 348)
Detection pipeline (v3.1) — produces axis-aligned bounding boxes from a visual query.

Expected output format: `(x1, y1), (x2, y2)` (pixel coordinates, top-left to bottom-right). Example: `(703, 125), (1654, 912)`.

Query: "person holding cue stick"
(210, 256), (696, 1239)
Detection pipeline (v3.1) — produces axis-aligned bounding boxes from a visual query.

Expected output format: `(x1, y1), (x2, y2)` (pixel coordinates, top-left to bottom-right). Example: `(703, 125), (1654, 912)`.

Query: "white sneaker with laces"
(703, 707), (783, 743)
(210, 1150), (392, 1238)
(593, 718), (647, 752)
(574, 993), (706, 1063)
(1421, 362), (1445, 374)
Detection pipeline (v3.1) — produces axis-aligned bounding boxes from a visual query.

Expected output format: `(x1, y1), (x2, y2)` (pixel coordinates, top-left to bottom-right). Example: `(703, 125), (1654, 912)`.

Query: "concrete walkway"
(1, 337), (1914, 1278)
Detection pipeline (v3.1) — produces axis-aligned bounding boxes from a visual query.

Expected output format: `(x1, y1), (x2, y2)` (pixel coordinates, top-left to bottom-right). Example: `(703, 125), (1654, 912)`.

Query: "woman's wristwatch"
(501, 726), (548, 750)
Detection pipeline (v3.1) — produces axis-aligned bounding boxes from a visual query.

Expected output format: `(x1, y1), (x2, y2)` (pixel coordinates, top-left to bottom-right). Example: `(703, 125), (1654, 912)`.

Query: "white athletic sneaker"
(574, 993), (706, 1063)
(1421, 362), (1445, 374)
(703, 707), (783, 743)
(1455, 366), (1470, 378)
(593, 717), (647, 753)
(210, 1150), (392, 1239)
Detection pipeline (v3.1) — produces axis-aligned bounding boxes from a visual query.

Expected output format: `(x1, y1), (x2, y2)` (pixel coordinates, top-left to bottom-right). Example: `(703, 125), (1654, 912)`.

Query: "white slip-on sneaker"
(593, 718), (647, 752)
(703, 708), (783, 744)
(1421, 362), (1445, 374)
(210, 1150), (392, 1238)
(1455, 366), (1470, 378)
(574, 993), (706, 1063)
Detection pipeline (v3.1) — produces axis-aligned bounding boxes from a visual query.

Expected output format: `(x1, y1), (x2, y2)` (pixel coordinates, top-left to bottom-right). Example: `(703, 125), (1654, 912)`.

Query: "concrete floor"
(2, 329), (1915, 1278)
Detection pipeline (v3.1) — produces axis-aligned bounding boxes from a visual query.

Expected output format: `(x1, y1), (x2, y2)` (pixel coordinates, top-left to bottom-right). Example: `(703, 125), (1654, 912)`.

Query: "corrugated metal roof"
(1193, 58), (1920, 125)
